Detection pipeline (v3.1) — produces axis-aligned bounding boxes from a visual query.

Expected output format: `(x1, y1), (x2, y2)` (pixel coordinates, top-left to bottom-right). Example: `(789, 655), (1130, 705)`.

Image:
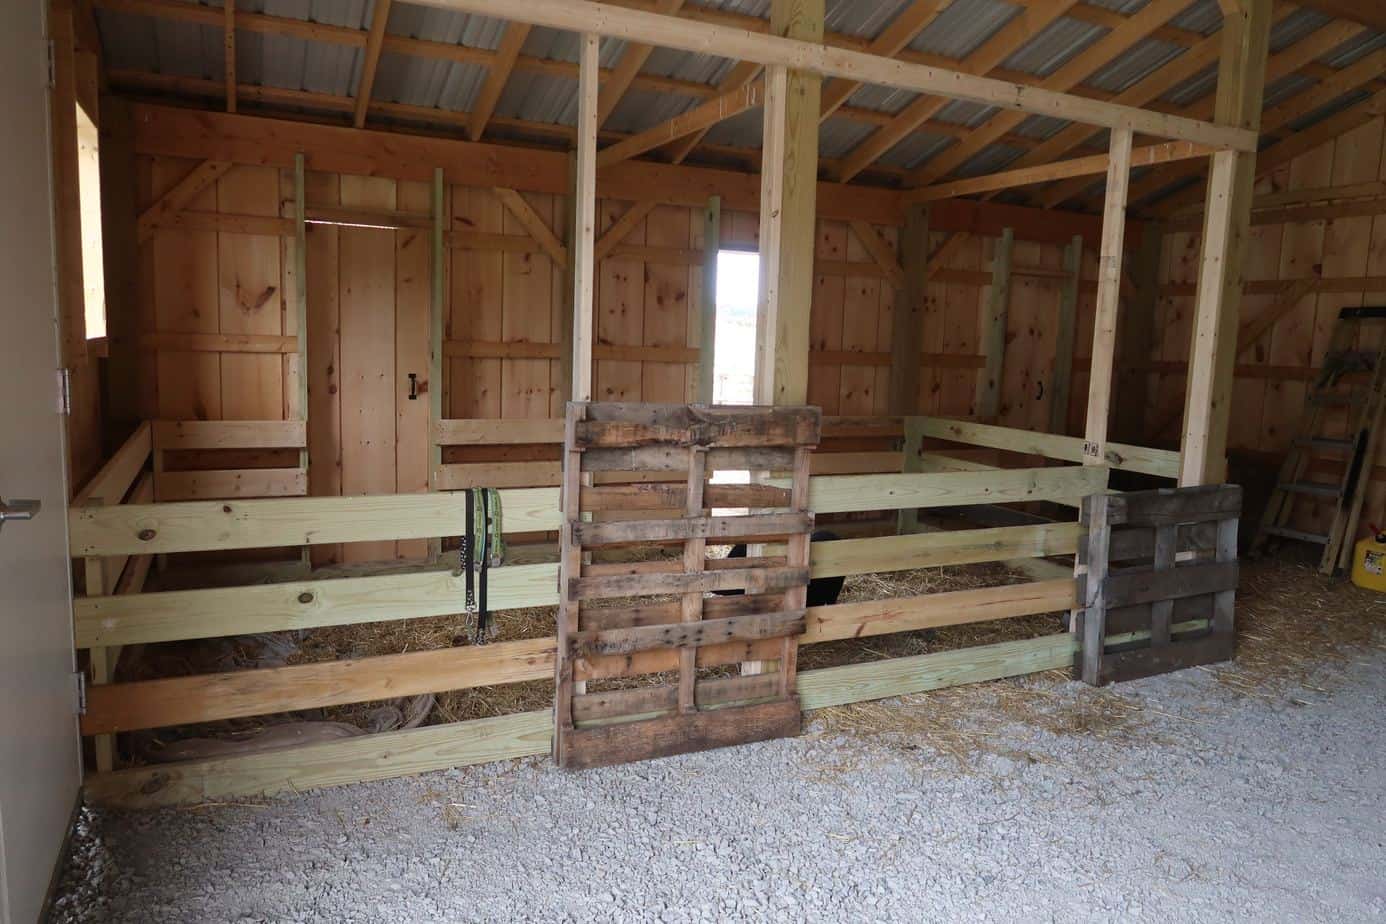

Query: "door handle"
(0, 497), (40, 533)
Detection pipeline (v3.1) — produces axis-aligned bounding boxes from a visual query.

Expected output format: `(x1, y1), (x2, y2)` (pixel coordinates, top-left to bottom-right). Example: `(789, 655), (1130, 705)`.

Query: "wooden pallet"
(1076, 484), (1241, 686)
(554, 402), (821, 769)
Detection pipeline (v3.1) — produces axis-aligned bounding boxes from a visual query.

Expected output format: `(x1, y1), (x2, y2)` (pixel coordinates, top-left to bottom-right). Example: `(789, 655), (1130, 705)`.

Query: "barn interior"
(4, 0), (1386, 918)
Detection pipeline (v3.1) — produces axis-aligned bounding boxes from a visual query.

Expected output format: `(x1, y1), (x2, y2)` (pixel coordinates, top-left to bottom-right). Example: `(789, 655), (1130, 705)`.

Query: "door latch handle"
(0, 497), (40, 533)
(408, 373), (419, 400)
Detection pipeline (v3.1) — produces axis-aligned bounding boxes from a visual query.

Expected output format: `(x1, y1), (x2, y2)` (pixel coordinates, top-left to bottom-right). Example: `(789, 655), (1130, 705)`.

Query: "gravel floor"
(52, 643), (1386, 923)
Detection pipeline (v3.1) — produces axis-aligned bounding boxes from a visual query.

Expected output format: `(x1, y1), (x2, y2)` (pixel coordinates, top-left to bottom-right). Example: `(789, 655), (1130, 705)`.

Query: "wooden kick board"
(553, 401), (821, 769)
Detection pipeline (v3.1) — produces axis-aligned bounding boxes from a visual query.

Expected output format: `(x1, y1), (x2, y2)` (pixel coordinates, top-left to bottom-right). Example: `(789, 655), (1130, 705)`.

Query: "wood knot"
(137, 528), (156, 541)
(298, 592), (315, 604)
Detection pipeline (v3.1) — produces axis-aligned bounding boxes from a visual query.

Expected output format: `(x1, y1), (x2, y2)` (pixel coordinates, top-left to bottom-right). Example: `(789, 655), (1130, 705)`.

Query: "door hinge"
(73, 671), (87, 716)
(57, 367), (71, 415)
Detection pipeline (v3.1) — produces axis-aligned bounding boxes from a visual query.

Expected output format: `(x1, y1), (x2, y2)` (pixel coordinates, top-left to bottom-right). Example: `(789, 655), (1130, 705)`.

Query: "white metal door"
(0, 1), (82, 921)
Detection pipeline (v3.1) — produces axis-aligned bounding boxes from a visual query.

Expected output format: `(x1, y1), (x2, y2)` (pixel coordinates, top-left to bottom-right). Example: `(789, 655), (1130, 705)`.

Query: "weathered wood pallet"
(1076, 484), (1241, 686)
(554, 401), (820, 769)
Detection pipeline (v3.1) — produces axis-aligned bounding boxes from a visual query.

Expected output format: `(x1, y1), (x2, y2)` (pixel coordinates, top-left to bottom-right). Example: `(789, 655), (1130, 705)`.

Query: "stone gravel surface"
(52, 647), (1386, 923)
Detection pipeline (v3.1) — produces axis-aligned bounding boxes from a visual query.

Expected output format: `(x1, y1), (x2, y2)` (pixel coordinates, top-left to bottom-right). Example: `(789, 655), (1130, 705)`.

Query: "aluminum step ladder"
(1253, 306), (1386, 574)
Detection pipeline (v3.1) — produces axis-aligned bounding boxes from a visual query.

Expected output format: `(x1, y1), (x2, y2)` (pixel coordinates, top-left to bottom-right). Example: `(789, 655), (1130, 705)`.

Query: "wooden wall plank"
(216, 165), (284, 421)
(451, 186), (504, 419)
(502, 191), (556, 419)
(338, 174), (398, 562)
(396, 179), (432, 559)
(305, 170), (343, 566)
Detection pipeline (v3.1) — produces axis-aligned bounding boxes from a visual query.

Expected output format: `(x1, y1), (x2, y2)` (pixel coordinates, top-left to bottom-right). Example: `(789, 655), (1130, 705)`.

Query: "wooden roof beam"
(223, 0), (235, 113)
(1148, 84), (1386, 217)
(903, 139), (1213, 203)
(408, 0), (1254, 152)
(353, 0), (391, 128)
(467, 22), (532, 141)
(1128, 47), (1386, 213)
(905, 0), (1196, 188)
(818, 0), (951, 121)
(830, 0), (1081, 184)
(1034, 15), (1363, 208)
(1287, 0), (1386, 32)
(596, 0), (685, 127)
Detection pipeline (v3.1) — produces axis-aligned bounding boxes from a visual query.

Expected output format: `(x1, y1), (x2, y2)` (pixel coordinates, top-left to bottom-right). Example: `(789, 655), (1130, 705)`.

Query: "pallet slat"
(571, 511), (812, 546)
(568, 609), (805, 657)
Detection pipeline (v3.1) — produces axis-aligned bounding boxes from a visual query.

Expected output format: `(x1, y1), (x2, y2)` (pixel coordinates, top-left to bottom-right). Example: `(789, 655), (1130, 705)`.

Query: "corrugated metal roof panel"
(881, 131), (956, 170)
(1086, 38), (1184, 93)
(604, 87), (702, 135)
(1324, 30), (1386, 68)
(1268, 7), (1332, 53)
(953, 143), (1025, 178)
(909, 0), (1020, 60)
(825, 0), (916, 41)
(820, 117), (878, 160)
(1002, 17), (1106, 77)
(702, 105), (763, 148)
(843, 82), (916, 116)
(1167, 0), (1221, 35)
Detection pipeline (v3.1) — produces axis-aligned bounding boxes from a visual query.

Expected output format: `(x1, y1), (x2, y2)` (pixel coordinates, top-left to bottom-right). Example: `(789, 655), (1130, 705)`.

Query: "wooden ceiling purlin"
(830, 0), (1082, 184)
(353, 0), (392, 128)
(106, 70), (912, 185)
(128, 101), (1140, 246)
(1122, 45), (1386, 213)
(1058, 18), (1374, 210)
(1034, 14), (1367, 209)
(904, 0), (1214, 189)
(91, 0), (1274, 187)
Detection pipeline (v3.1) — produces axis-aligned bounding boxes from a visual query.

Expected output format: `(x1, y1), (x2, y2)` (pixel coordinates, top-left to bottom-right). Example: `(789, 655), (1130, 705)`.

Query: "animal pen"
(28, 0), (1386, 831)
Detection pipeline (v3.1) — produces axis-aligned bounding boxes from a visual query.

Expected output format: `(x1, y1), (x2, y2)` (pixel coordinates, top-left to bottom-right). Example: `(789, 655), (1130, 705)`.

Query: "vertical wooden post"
(428, 167), (445, 558)
(49, 0), (85, 368)
(889, 204), (928, 416)
(1179, 0), (1272, 486)
(697, 195), (721, 404)
(293, 153), (311, 565)
(897, 415), (927, 535)
(754, 0), (822, 407)
(1114, 224), (1163, 445)
(1082, 127), (1134, 465)
(1048, 234), (1083, 436)
(975, 227), (1013, 422)
(570, 34), (599, 403)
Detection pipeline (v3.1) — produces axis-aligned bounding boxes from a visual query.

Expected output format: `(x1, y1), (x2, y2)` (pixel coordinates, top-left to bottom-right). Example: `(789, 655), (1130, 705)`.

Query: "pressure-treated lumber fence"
(71, 473), (1098, 802)
(68, 413), (1192, 806)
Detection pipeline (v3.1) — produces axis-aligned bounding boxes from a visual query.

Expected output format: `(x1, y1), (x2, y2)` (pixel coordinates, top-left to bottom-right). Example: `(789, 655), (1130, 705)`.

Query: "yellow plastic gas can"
(1350, 531), (1386, 591)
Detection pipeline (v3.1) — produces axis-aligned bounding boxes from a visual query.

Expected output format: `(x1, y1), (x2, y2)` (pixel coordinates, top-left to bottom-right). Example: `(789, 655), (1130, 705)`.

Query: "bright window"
(713, 250), (759, 405)
(76, 102), (106, 339)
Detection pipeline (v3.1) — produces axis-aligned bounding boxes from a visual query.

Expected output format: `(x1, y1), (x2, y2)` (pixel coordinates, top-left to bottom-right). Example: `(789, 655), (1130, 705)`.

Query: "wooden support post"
(570, 34), (599, 402)
(1114, 224), (1163, 445)
(223, 0), (236, 113)
(697, 195), (721, 403)
(754, 0), (822, 407)
(428, 167), (445, 556)
(1082, 127), (1134, 464)
(889, 204), (928, 415)
(975, 227), (1013, 421)
(1179, 0), (1272, 486)
(1048, 234), (1082, 436)
(897, 415), (927, 535)
(293, 153), (310, 565)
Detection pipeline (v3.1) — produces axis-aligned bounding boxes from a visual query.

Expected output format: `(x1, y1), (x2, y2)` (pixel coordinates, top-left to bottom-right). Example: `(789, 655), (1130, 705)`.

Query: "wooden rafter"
(831, 0), (1080, 184)
(818, 0), (950, 120)
(906, 0), (1193, 188)
(469, 22), (532, 141)
(597, 79), (765, 167)
(353, 0), (392, 128)
(664, 60), (762, 165)
(597, 0), (685, 126)
(1051, 20), (1372, 209)
(223, 0), (235, 113)
(415, 0), (1253, 153)
(1289, 0), (1386, 33)
(108, 68), (914, 184)
(1131, 48), (1386, 213)
(905, 140), (1213, 203)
